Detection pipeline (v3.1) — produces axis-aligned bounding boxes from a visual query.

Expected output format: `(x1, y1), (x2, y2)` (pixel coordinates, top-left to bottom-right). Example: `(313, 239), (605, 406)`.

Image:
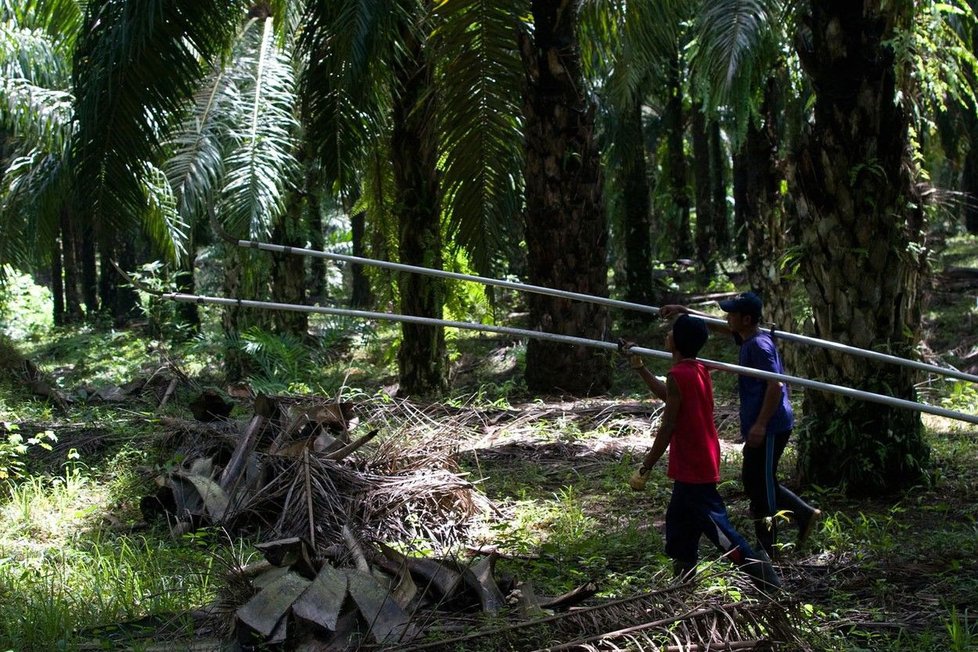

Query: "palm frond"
(0, 78), (73, 154)
(71, 0), (250, 243)
(164, 67), (234, 225)
(0, 20), (70, 85)
(687, 0), (782, 116)
(141, 161), (187, 263)
(0, 0), (84, 49)
(907, 0), (978, 114)
(220, 17), (299, 239)
(432, 0), (526, 277)
(298, 0), (401, 194)
(0, 150), (67, 270)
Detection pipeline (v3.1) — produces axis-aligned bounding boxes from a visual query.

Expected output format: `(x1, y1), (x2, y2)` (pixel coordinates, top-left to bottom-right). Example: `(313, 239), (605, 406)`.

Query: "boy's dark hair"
(673, 315), (709, 358)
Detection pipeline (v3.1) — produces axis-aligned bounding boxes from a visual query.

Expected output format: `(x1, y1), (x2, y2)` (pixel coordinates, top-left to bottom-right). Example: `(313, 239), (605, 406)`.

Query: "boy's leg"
(664, 482), (700, 580)
(690, 484), (781, 591)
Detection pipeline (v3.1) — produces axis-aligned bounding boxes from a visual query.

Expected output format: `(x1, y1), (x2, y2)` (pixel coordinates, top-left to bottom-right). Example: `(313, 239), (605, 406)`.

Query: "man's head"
(719, 291), (763, 333)
(670, 314), (709, 358)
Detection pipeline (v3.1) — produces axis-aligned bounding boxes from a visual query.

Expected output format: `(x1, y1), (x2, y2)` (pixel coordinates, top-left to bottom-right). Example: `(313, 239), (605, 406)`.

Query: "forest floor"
(1, 236), (978, 651)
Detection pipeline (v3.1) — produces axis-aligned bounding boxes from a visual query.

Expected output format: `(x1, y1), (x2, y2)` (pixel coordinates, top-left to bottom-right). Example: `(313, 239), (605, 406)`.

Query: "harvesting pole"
(163, 291), (978, 426)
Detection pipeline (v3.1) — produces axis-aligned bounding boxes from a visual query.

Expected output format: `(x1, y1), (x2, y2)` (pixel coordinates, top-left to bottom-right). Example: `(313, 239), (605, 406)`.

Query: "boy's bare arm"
(635, 363), (667, 401)
(641, 374), (681, 471)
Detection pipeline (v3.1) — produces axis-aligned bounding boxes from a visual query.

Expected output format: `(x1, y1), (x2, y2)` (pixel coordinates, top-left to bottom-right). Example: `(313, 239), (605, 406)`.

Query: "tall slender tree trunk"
(744, 76), (793, 334)
(51, 238), (65, 327)
(665, 53), (692, 260)
(691, 104), (715, 277)
(350, 206), (373, 309)
(790, 0), (929, 494)
(391, 23), (446, 397)
(271, 191), (309, 338)
(519, 0), (611, 395)
(709, 121), (729, 251)
(80, 221), (98, 316)
(732, 148), (749, 256)
(620, 98), (655, 314)
(60, 207), (83, 323)
(305, 160), (327, 303)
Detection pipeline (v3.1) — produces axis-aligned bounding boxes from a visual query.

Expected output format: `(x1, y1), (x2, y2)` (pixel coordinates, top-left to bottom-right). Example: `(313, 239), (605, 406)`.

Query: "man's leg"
(770, 430), (821, 544)
(742, 438), (777, 556)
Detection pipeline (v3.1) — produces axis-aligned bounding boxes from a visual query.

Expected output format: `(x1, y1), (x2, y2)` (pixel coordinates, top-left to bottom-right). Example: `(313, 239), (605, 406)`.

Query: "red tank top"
(667, 359), (721, 484)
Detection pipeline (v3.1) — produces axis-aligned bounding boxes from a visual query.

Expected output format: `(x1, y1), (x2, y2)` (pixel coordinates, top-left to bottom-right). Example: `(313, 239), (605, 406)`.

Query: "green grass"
(0, 459), (218, 651)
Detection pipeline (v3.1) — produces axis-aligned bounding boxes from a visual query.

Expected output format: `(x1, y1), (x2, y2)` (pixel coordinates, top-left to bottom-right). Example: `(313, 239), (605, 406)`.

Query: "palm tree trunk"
(350, 206), (373, 309)
(51, 238), (65, 327)
(80, 221), (98, 316)
(271, 192), (309, 338)
(790, 0), (929, 494)
(732, 148), (749, 256)
(665, 53), (692, 260)
(709, 121), (729, 250)
(60, 207), (83, 323)
(744, 76), (793, 334)
(691, 104), (715, 277)
(620, 98), (655, 314)
(519, 0), (611, 395)
(391, 23), (445, 397)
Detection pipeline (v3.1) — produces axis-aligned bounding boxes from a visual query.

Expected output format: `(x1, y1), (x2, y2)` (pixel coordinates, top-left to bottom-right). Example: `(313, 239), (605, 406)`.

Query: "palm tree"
(690, 0), (978, 493)
(519, 0), (612, 395)
(0, 0), (83, 323)
(300, 0), (526, 395)
(788, 1), (932, 492)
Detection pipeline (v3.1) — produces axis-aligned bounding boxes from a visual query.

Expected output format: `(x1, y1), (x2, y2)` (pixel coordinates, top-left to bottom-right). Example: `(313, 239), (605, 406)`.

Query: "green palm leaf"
(141, 161), (186, 262)
(298, 0), (403, 193)
(687, 0), (782, 114)
(0, 0), (84, 50)
(220, 17), (299, 239)
(164, 68), (233, 225)
(432, 0), (526, 276)
(0, 150), (67, 270)
(72, 0), (249, 244)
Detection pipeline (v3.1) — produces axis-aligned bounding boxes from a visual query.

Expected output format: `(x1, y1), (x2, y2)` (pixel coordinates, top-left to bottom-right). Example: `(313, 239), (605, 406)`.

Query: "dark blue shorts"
(665, 481), (758, 567)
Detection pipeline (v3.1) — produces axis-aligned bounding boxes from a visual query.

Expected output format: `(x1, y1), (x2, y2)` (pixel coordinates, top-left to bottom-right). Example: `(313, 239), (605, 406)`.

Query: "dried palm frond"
(390, 568), (818, 652)
(355, 468), (493, 550)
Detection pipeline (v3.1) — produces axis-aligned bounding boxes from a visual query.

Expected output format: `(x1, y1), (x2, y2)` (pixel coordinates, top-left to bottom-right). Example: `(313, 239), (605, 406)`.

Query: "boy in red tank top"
(622, 316), (780, 590)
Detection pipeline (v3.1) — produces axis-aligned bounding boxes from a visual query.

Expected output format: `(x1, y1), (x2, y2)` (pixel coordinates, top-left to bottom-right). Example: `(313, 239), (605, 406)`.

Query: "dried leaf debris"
(131, 389), (813, 651)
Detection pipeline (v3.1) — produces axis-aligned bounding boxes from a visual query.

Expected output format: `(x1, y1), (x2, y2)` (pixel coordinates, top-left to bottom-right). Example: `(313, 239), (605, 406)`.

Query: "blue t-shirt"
(733, 330), (793, 439)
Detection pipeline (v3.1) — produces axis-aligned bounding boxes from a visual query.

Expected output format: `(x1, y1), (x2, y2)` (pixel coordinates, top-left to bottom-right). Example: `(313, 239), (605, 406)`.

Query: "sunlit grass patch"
(0, 459), (218, 651)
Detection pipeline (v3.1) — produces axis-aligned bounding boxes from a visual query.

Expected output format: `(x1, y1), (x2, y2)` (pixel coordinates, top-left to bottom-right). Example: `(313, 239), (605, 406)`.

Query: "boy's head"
(719, 291), (763, 330)
(671, 315), (709, 358)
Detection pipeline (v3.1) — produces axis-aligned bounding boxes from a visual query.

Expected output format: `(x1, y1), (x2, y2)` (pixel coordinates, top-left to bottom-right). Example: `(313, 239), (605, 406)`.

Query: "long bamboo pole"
(231, 239), (978, 385)
(163, 292), (978, 426)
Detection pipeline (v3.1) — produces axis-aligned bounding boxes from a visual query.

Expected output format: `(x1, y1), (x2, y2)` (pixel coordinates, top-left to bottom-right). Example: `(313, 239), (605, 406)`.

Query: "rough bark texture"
(271, 191), (309, 338)
(59, 207), (83, 322)
(744, 77), (794, 336)
(391, 25), (446, 397)
(519, 0), (611, 395)
(790, 0), (929, 494)
(620, 98), (656, 314)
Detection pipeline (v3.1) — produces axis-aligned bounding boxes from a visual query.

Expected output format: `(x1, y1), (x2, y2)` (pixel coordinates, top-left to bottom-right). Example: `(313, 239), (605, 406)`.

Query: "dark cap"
(718, 291), (763, 318)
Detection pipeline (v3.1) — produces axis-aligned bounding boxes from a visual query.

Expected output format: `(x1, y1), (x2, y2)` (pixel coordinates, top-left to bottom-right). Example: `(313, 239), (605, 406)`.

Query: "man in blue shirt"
(662, 292), (820, 557)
